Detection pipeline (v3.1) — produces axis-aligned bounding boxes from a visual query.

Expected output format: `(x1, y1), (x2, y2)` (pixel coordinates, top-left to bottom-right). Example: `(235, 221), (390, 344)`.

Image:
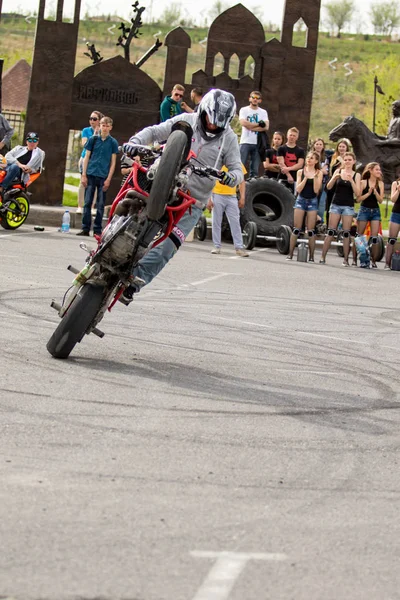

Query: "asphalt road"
(1, 225), (400, 600)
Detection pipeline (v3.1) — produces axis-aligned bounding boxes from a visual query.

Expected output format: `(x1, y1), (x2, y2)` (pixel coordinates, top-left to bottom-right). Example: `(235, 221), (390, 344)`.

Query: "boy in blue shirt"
(77, 116), (119, 236)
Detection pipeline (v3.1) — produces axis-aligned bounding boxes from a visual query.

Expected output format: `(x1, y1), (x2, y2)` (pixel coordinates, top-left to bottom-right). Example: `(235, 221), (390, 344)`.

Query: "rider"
(0, 132), (45, 197)
(120, 88), (243, 304)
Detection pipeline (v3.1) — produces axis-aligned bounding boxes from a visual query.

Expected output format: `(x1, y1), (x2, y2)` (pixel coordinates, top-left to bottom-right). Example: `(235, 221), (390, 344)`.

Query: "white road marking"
(191, 550), (287, 600)
(189, 273), (234, 286)
(213, 316), (275, 329)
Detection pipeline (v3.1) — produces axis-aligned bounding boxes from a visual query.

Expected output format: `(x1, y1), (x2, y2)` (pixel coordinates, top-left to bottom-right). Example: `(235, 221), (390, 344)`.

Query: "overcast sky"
(3, 0), (375, 32)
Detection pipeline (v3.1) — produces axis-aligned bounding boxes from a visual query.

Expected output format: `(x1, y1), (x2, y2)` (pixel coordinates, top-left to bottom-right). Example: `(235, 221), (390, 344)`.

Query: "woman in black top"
(385, 177), (400, 269)
(320, 152), (361, 266)
(325, 138), (351, 224)
(286, 151), (322, 261)
(357, 162), (384, 268)
(263, 131), (285, 179)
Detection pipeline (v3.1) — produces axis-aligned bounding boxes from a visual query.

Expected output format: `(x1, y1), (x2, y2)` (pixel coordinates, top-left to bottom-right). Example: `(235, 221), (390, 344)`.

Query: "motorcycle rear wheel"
(0, 192), (30, 230)
(146, 130), (188, 221)
(46, 283), (105, 359)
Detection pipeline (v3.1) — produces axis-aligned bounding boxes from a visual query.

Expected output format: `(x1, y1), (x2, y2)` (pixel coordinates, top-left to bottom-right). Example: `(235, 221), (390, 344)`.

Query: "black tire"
(195, 215), (207, 241)
(242, 177), (295, 236)
(146, 130), (188, 221)
(0, 191), (30, 230)
(369, 234), (385, 262)
(46, 283), (105, 359)
(242, 221), (257, 250)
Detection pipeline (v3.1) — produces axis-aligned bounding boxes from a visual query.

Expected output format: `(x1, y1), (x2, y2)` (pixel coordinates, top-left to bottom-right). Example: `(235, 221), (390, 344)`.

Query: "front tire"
(0, 192), (30, 230)
(146, 130), (188, 221)
(46, 283), (105, 359)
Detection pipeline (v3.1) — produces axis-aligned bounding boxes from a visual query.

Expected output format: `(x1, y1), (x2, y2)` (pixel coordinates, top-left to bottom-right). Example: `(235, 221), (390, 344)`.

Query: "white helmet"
(198, 89), (236, 139)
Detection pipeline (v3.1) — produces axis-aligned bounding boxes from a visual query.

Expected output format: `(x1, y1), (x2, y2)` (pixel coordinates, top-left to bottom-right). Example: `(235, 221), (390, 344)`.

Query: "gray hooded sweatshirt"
(129, 112), (243, 206)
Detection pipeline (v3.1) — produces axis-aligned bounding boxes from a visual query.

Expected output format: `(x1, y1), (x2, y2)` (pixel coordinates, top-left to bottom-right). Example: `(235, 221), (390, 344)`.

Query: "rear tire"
(46, 283), (105, 359)
(146, 130), (188, 221)
(0, 192), (30, 230)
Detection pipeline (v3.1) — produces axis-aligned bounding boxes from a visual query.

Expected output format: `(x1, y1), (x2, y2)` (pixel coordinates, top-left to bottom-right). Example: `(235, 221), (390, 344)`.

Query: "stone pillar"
(25, 0), (81, 205)
(163, 27), (191, 98)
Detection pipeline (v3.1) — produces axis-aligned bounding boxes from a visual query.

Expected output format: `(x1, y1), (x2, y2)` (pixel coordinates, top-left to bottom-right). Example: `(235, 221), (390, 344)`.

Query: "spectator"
(277, 127), (305, 193)
(239, 91), (269, 178)
(385, 176), (400, 269)
(77, 116), (119, 237)
(310, 138), (331, 223)
(76, 110), (103, 214)
(356, 162), (384, 268)
(263, 131), (285, 179)
(320, 151), (361, 266)
(207, 163), (249, 257)
(286, 151), (322, 262)
(325, 138), (351, 222)
(181, 87), (204, 113)
(0, 132), (44, 197)
(160, 84), (185, 122)
(0, 113), (14, 154)
(120, 153), (134, 187)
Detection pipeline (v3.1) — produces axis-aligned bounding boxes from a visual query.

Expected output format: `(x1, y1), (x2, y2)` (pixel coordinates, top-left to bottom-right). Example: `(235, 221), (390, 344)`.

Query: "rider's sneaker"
(211, 247), (221, 254)
(235, 248), (249, 257)
(119, 285), (135, 305)
(76, 230), (89, 236)
(119, 277), (146, 306)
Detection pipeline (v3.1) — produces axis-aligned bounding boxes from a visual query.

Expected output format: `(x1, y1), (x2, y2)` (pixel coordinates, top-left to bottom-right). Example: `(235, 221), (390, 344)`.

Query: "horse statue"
(329, 115), (400, 185)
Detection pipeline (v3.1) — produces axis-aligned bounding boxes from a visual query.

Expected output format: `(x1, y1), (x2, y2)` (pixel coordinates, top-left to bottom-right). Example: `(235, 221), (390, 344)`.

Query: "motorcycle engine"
(101, 216), (139, 264)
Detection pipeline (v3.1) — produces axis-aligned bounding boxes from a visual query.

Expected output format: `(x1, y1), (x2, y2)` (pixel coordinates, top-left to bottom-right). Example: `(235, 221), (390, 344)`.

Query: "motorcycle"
(46, 128), (225, 359)
(0, 167), (40, 230)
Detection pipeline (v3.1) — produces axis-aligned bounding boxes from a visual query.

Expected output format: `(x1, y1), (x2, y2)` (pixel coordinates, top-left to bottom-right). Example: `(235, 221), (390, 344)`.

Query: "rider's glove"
(122, 142), (139, 158)
(220, 171), (236, 187)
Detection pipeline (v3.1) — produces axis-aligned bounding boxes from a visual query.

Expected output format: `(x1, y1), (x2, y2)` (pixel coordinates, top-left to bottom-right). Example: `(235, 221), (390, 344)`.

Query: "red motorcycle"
(46, 128), (224, 359)
(0, 169), (40, 230)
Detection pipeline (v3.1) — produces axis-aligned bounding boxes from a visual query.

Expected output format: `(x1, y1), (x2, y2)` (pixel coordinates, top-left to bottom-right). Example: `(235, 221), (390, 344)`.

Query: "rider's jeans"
(133, 205), (202, 287)
(82, 175), (106, 233)
(0, 164), (21, 191)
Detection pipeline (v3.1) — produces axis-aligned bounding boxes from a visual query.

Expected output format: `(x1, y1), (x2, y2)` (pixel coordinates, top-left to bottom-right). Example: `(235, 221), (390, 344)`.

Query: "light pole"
(373, 75), (385, 133)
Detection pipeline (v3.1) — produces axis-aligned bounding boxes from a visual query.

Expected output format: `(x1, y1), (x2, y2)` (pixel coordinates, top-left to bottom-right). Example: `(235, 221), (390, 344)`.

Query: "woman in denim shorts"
(320, 152), (361, 266)
(286, 152), (322, 261)
(357, 162), (384, 268)
(385, 177), (400, 269)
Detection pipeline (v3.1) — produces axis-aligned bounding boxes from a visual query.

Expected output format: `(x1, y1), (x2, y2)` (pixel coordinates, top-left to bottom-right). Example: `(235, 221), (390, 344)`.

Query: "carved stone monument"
(17, 0), (321, 205)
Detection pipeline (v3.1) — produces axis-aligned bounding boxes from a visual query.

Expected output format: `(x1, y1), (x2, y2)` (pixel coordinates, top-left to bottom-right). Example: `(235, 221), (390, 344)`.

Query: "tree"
(159, 3), (182, 27)
(324, 0), (354, 38)
(208, 1), (229, 23)
(370, 1), (400, 36)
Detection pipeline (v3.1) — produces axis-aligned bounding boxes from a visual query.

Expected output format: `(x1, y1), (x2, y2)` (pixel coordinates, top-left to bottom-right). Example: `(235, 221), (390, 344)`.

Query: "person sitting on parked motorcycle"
(120, 88), (243, 305)
(0, 132), (45, 197)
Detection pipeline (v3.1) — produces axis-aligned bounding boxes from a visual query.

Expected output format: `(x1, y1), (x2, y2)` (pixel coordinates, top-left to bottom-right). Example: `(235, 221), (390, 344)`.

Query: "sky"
(3, 0), (374, 32)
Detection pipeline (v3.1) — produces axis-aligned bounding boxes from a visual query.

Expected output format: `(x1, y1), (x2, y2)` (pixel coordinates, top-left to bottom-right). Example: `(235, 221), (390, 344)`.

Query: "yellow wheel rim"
(5, 195), (29, 228)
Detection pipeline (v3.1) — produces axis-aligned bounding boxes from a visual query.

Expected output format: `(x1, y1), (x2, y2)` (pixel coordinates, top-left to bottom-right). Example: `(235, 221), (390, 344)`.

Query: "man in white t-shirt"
(239, 91), (269, 178)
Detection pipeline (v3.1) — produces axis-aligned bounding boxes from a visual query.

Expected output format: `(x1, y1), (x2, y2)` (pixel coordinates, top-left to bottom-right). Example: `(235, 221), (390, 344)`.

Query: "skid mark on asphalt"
(190, 550), (287, 599)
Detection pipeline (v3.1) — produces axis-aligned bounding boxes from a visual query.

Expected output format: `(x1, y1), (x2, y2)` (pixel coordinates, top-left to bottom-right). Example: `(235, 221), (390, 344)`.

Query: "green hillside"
(1, 14), (400, 141)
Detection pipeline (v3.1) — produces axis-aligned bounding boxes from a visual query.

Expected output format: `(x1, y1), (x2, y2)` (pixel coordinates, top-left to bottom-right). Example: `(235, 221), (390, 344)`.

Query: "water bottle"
(61, 210), (70, 233)
(391, 250), (400, 271)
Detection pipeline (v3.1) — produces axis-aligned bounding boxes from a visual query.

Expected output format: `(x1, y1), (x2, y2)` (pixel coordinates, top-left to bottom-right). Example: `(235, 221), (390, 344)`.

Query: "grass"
(65, 175), (80, 186)
(63, 190), (78, 207)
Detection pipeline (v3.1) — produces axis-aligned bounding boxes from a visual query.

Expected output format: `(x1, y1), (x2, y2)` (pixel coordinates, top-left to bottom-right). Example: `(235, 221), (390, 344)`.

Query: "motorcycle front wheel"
(0, 192), (30, 230)
(146, 129), (188, 221)
(46, 283), (105, 359)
